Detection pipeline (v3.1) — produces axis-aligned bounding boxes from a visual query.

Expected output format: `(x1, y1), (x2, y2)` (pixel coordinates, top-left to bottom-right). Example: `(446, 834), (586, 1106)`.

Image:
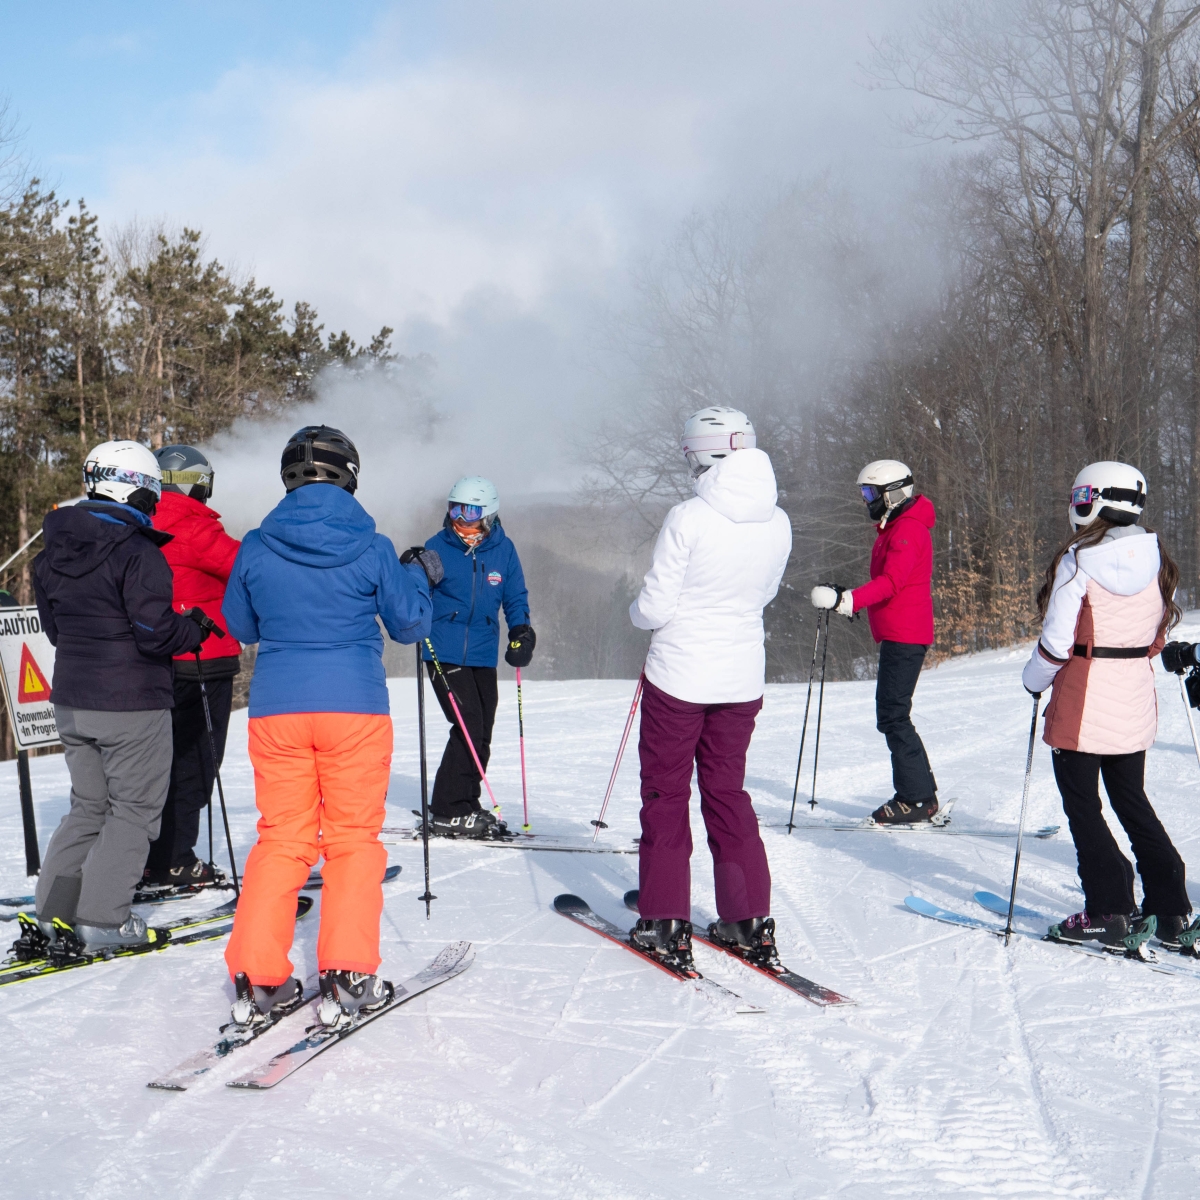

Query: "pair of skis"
(148, 940), (474, 1091)
(0, 863), (401, 918)
(0, 896), (311, 987)
(382, 821), (638, 855)
(553, 892), (854, 1011)
(905, 890), (1200, 980)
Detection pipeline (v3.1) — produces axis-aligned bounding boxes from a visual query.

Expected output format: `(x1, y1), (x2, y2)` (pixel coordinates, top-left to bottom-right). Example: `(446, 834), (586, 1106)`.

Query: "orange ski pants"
(225, 712), (393, 986)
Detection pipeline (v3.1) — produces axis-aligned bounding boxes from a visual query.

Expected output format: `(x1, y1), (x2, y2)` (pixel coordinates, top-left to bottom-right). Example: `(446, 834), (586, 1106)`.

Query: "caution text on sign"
(0, 607), (59, 749)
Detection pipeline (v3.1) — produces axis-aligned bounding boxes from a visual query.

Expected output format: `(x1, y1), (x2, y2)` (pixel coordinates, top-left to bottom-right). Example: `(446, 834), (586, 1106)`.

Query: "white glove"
(811, 584), (856, 618)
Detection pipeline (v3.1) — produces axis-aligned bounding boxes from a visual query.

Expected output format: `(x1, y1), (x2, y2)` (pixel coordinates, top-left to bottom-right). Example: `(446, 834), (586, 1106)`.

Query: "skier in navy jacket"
(414, 476), (533, 837)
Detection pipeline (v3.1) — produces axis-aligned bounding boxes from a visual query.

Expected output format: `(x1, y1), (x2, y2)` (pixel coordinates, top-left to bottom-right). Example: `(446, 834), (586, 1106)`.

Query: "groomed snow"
(4, 626), (1200, 1198)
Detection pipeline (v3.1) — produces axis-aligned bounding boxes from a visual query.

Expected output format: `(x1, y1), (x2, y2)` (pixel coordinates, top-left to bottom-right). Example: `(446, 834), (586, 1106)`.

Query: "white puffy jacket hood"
(693, 448), (779, 523)
(630, 448), (793, 704)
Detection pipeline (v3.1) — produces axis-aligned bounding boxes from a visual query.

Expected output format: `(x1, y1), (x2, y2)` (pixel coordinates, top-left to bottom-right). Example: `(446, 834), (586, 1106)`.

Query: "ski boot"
(73, 913), (161, 953)
(869, 796), (939, 826)
(8, 912), (53, 963)
(1173, 916), (1200, 956)
(706, 916), (783, 972)
(430, 810), (510, 840)
(316, 970), (394, 1028)
(140, 857), (226, 894)
(1152, 914), (1189, 953)
(628, 918), (696, 972)
(230, 973), (305, 1028)
(1045, 910), (1157, 955)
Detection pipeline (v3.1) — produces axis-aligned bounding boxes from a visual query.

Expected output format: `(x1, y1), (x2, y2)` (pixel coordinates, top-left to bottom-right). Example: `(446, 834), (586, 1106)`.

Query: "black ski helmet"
(280, 425), (360, 493)
(155, 444), (214, 502)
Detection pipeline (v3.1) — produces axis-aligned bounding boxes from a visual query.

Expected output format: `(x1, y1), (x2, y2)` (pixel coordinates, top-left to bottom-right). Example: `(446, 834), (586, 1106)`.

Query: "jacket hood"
(259, 484), (377, 568)
(153, 490), (221, 532)
(1075, 527), (1161, 596)
(882, 494), (936, 532)
(693, 448), (779, 523)
(40, 503), (141, 578)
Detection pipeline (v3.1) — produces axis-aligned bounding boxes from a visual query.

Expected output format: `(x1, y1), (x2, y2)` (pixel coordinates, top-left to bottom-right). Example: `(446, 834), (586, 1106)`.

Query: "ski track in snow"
(6, 633), (1200, 1196)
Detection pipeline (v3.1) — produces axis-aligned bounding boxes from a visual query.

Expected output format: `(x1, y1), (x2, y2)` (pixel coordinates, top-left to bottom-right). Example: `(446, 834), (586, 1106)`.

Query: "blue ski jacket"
(423, 520), (530, 668)
(223, 484), (431, 717)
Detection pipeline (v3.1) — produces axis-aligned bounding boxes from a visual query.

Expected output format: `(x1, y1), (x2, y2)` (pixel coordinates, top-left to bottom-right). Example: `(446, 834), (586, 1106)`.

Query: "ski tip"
(553, 894), (591, 915)
(146, 1081), (186, 1092)
(622, 889), (640, 912)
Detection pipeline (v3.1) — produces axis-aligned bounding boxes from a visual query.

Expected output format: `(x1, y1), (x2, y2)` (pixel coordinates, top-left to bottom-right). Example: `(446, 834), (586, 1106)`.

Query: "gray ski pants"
(35, 706), (173, 929)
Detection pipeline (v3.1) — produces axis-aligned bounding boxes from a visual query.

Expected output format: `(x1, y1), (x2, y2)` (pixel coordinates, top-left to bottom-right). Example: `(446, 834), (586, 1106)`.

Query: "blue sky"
(0, 2), (922, 514)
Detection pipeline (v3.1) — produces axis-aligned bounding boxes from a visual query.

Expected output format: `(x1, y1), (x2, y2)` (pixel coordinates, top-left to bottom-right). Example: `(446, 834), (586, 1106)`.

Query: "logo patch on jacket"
(487, 571), (502, 586)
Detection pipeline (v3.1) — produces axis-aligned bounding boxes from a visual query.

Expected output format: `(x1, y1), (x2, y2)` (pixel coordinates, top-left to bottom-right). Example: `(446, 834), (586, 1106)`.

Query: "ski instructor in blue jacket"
(416, 476), (533, 838)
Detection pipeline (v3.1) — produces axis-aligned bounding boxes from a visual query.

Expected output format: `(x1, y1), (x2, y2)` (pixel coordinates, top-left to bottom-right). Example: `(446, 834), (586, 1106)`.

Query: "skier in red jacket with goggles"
(811, 459), (940, 826)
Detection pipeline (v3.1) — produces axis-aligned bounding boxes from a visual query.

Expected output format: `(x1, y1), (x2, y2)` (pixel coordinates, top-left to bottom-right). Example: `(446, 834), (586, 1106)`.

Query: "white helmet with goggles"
(681, 407), (756, 477)
(857, 459), (913, 524)
(447, 476), (499, 524)
(83, 440), (162, 514)
(1068, 461), (1146, 531)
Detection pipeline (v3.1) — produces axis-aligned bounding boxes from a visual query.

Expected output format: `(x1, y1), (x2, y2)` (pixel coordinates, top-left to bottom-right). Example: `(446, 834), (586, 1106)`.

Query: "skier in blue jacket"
(413, 476), (534, 838)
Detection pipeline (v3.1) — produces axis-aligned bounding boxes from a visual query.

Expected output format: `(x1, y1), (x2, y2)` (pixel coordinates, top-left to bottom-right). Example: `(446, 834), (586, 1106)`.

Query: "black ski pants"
(427, 663), (498, 818)
(876, 640), (937, 803)
(145, 675), (233, 872)
(1051, 748), (1189, 920)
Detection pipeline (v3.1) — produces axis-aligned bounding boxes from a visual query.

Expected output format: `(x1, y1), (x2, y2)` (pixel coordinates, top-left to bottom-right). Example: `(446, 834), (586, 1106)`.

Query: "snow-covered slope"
(4, 626), (1200, 1198)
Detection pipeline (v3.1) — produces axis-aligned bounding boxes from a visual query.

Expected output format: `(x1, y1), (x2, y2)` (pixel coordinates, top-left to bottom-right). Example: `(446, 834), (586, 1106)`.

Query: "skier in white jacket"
(626, 406), (792, 973)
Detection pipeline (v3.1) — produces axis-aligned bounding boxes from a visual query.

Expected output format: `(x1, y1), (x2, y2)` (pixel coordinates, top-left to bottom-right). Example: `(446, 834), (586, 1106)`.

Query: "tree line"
(0, 180), (397, 603)
(593, 0), (1200, 680)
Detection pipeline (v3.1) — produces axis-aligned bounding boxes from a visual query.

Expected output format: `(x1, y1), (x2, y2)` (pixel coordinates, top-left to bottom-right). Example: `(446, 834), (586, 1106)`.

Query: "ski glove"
(810, 583), (854, 619)
(181, 606), (225, 643)
(505, 624), (536, 668)
(1161, 641), (1199, 675)
(400, 546), (445, 587)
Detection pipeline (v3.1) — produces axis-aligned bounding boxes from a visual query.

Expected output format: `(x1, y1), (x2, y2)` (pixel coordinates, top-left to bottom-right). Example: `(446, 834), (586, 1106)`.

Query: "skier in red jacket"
(144, 445), (243, 888)
(811, 459), (939, 825)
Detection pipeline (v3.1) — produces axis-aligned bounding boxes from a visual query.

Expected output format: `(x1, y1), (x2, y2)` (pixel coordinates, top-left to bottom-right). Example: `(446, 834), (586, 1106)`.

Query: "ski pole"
(516, 666), (530, 831)
(1004, 692), (1041, 945)
(194, 649), (240, 898)
(207, 796), (213, 870)
(787, 618), (823, 833)
(591, 671), (645, 841)
(423, 638), (503, 821)
(808, 610), (831, 810)
(416, 643), (435, 917)
(1178, 673), (1200, 773)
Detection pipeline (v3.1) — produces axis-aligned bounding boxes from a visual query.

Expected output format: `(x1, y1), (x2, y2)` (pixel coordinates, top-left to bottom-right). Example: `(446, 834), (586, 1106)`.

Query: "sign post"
(0, 606), (59, 876)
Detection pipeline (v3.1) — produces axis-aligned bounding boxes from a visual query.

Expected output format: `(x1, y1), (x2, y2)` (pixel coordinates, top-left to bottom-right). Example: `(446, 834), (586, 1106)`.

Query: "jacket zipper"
(461, 549), (478, 663)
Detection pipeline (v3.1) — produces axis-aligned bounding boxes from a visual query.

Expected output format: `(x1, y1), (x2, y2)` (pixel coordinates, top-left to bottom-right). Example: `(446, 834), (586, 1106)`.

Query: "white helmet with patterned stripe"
(83, 440), (162, 514)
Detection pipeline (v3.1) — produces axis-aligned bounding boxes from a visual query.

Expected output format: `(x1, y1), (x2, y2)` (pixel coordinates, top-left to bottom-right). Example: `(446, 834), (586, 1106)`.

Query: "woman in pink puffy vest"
(1022, 461), (1189, 955)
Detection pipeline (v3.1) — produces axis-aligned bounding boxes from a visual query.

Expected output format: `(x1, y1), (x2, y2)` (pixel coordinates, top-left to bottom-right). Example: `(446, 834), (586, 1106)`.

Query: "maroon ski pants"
(636, 677), (770, 922)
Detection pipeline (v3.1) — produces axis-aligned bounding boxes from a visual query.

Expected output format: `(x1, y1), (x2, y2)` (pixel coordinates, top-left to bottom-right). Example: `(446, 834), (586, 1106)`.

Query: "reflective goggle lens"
(860, 484), (881, 503)
(1071, 485), (1096, 507)
(449, 503), (484, 522)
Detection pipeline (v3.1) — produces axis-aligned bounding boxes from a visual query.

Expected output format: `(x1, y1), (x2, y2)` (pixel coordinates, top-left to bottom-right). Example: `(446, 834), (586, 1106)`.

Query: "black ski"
(226, 941), (474, 1089)
(0, 895), (312, 986)
(621, 889), (853, 1007)
(553, 893), (764, 1014)
(386, 817), (638, 855)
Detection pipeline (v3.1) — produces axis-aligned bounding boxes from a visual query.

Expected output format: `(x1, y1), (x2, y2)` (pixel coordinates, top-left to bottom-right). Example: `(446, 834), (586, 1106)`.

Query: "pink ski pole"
(424, 638), (503, 822)
(516, 667), (530, 831)
(591, 672), (645, 842)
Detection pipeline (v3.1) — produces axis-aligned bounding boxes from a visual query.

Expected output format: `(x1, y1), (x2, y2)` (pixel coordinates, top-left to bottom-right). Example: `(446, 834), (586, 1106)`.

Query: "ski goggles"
(83, 463), (161, 499)
(860, 484), (882, 503)
(679, 430), (756, 455)
(160, 468), (213, 489)
(448, 503), (485, 522)
(1071, 484), (1145, 509)
(860, 476), (912, 504)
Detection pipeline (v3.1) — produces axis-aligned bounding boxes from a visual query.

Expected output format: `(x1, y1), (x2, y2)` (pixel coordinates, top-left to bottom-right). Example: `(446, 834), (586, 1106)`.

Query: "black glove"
(400, 546), (445, 587)
(1161, 641), (1199, 676)
(1024, 686), (1042, 699)
(1187, 671), (1200, 711)
(181, 606), (226, 643)
(505, 624), (536, 668)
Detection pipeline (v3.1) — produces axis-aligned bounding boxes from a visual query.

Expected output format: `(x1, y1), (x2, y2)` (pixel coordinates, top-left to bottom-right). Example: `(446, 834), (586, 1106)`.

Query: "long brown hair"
(1036, 518), (1182, 638)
